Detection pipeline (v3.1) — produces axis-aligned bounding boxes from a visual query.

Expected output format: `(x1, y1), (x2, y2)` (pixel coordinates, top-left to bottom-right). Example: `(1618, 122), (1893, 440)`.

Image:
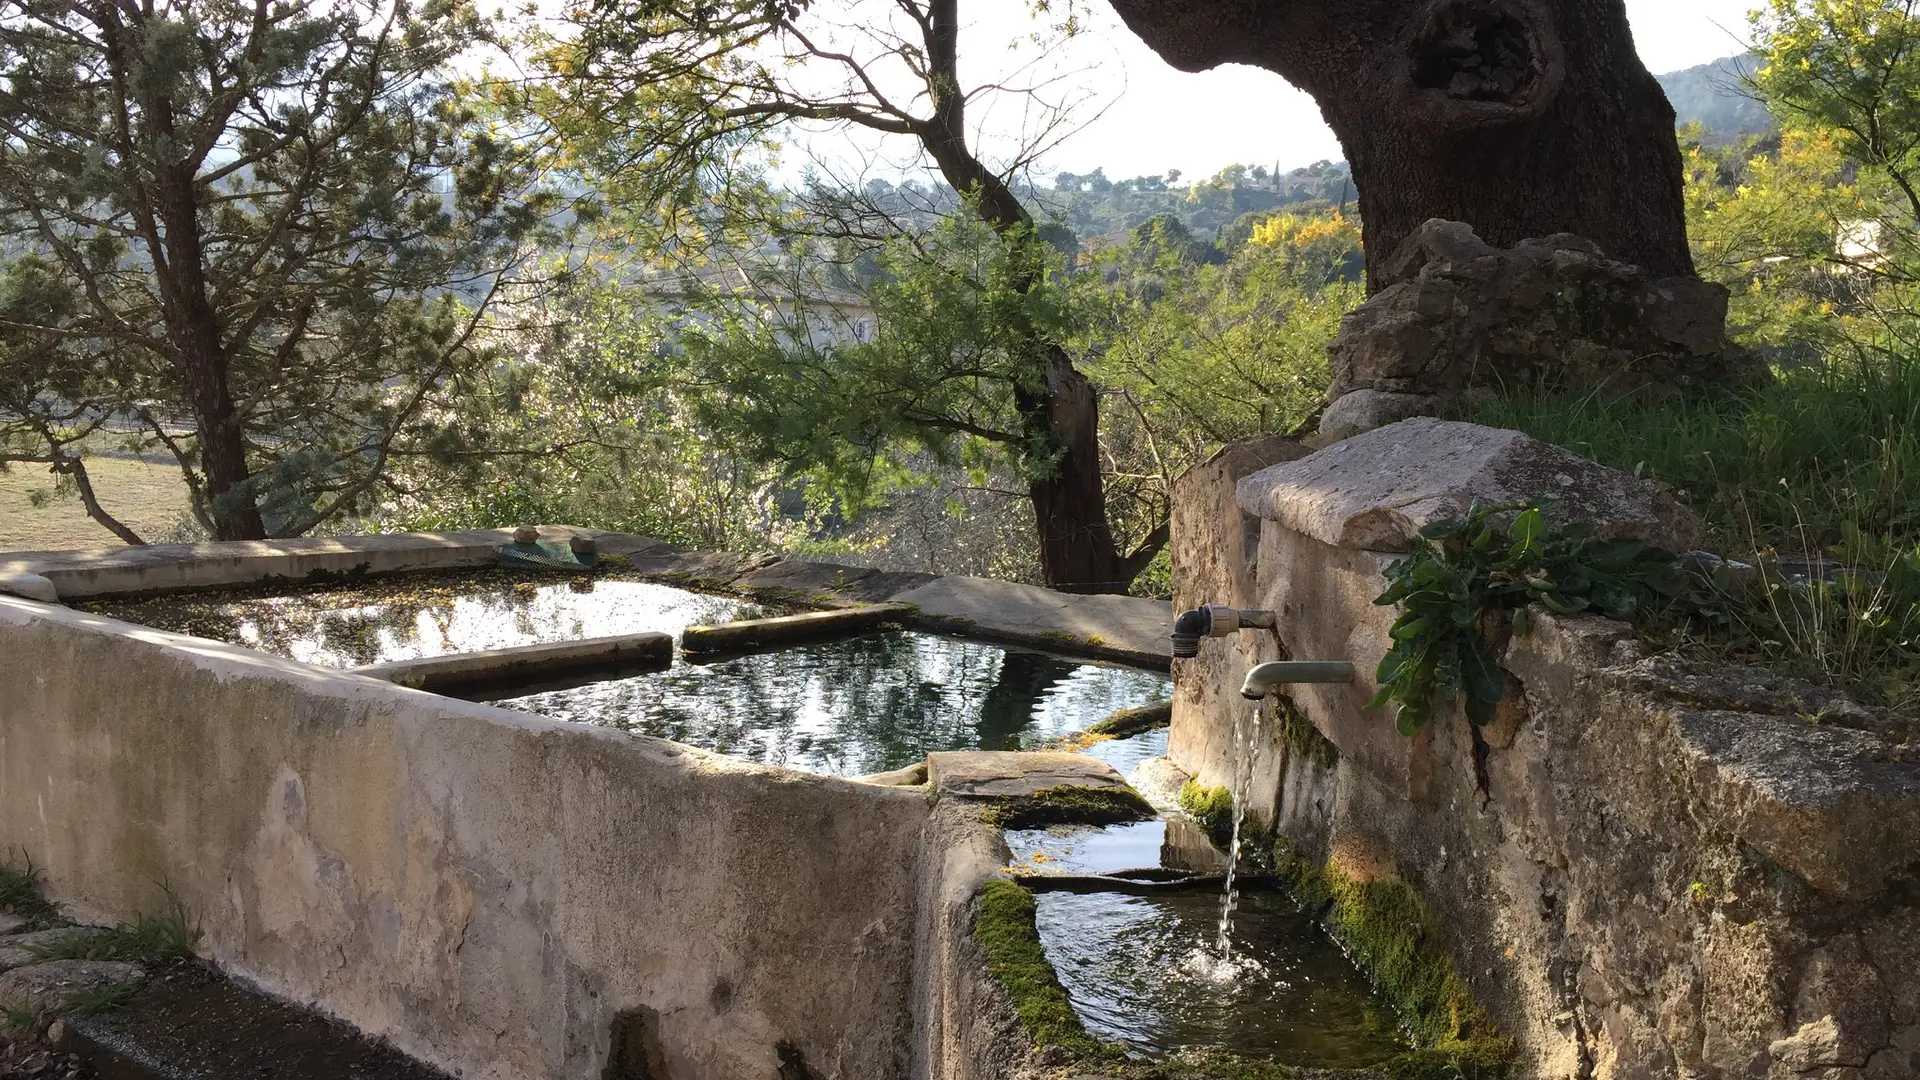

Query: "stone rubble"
(1321, 218), (1751, 434)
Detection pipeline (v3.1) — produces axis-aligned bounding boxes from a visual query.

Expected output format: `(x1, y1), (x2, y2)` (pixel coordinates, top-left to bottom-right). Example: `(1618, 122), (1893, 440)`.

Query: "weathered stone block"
(1327, 219), (1750, 415)
(0, 959), (142, 1016)
(1237, 416), (1706, 554)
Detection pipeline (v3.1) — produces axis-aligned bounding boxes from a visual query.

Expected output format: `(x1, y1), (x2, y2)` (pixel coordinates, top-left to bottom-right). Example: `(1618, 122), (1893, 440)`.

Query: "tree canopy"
(0, 0), (558, 540)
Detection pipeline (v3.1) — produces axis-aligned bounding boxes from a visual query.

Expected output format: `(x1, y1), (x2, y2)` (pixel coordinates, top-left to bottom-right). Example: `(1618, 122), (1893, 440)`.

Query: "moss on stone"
(1180, 780), (1235, 849)
(1087, 700), (1174, 738)
(983, 784), (1156, 829)
(1271, 841), (1512, 1078)
(1275, 693), (1340, 769)
(971, 880), (1116, 1060)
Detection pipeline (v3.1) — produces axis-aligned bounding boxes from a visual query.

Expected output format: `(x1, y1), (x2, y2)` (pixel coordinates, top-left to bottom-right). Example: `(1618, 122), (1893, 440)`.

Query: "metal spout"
(1240, 660), (1354, 699)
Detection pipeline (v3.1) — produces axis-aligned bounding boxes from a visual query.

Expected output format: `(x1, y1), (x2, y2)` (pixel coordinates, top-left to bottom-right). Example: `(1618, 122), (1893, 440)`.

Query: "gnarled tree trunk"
(1106, 0), (1692, 290)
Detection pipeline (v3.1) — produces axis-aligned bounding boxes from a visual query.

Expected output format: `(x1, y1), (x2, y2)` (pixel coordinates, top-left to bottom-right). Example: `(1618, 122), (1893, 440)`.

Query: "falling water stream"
(1189, 700), (1263, 981)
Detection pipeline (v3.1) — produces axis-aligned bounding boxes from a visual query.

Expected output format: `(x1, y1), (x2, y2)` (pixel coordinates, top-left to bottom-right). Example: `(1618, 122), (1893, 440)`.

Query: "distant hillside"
(1658, 53), (1774, 139)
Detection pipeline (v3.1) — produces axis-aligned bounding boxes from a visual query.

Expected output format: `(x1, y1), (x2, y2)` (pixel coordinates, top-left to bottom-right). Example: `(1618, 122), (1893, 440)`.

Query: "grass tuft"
(61, 982), (139, 1018)
(27, 898), (201, 965)
(0, 856), (61, 927)
(1457, 355), (1920, 712)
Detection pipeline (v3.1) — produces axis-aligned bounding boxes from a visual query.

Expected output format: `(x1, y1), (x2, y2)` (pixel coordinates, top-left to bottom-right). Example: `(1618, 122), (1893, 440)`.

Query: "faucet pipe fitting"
(1240, 660), (1354, 700)
(1170, 603), (1278, 658)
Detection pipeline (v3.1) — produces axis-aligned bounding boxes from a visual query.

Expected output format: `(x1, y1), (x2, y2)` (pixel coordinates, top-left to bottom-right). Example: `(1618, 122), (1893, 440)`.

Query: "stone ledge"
(1235, 417), (1705, 554)
(891, 575), (1172, 670)
(1, 528), (1173, 670)
(682, 605), (909, 655)
(0, 526), (669, 601)
(350, 632), (673, 695)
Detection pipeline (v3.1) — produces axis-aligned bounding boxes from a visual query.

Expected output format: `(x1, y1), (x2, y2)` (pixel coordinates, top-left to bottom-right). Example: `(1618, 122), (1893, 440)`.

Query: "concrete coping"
(1234, 417), (1706, 553)
(682, 604), (910, 655)
(0, 526), (1175, 670)
(351, 632), (673, 695)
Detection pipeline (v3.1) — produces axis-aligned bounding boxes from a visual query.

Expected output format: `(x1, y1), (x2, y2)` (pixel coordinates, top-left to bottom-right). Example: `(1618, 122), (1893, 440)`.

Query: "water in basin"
(1034, 888), (1406, 1066)
(82, 571), (755, 667)
(1076, 725), (1169, 776)
(488, 630), (1170, 776)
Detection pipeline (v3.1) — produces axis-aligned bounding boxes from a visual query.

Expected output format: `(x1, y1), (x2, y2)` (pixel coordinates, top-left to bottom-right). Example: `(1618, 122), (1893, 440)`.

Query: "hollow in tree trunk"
(1105, 0), (1692, 290)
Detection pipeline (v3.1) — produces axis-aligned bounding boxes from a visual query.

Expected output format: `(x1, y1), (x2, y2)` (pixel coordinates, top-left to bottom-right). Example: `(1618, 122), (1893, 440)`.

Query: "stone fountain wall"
(1170, 418), (1920, 1080)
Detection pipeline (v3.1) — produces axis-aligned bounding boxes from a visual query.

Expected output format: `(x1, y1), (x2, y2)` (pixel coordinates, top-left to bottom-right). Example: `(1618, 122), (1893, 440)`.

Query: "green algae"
(1180, 780), (1235, 849)
(983, 784), (1157, 830)
(1269, 841), (1512, 1079)
(972, 879), (1119, 1060)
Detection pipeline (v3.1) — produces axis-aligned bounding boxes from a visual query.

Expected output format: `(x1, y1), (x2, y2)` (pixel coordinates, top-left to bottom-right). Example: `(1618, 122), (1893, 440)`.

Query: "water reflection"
(1034, 889), (1405, 1066)
(491, 631), (1171, 776)
(86, 573), (751, 668)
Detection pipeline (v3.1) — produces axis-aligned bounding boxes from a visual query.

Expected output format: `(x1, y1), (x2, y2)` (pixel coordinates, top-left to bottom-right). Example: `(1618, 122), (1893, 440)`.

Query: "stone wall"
(1169, 419), (1920, 1079)
(1168, 435), (1310, 806)
(0, 598), (931, 1080)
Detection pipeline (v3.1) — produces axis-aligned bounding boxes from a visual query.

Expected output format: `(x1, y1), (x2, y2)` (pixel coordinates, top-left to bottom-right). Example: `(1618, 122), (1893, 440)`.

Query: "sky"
(778, 0), (1760, 186)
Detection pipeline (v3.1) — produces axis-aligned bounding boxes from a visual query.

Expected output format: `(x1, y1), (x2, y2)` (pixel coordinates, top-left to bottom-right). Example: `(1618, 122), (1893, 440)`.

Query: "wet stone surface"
(492, 632), (1171, 777)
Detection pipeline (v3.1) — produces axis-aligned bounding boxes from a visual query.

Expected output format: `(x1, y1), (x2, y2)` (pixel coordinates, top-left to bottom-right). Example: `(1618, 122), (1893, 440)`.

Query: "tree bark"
(153, 164), (266, 541)
(1013, 351), (1139, 593)
(915, 0), (1160, 592)
(51, 455), (148, 546)
(1105, 0), (1692, 290)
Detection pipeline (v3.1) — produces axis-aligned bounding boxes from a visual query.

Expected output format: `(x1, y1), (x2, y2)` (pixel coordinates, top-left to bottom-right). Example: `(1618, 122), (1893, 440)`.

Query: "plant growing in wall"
(1370, 503), (1684, 733)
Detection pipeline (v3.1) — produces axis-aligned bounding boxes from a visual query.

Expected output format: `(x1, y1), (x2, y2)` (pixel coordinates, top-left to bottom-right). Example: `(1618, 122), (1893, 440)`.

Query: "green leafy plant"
(1370, 503), (1684, 734)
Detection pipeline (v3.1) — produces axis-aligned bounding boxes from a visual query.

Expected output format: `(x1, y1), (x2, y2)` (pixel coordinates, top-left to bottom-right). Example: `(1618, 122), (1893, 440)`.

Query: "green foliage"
(384, 277), (807, 553)
(1179, 780), (1235, 848)
(1045, 160), (1352, 246)
(683, 215), (1071, 515)
(1271, 842), (1511, 1077)
(1371, 504), (1683, 734)
(971, 880), (1114, 1059)
(0, 0), (563, 540)
(61, 982), (140, 1019)
(1082, 207), (1361, 453)
(1458, 358), (1920, 711)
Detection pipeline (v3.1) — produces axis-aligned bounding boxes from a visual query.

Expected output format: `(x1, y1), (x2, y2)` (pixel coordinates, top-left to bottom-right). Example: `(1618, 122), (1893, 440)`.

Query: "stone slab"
(0, 914), (25, 936)
(732, 561), (938, 605)
(0, 928), (107, 972)
(0, 572), (57, 602)
(349, 632), (673, 695)
(1235, 416), (1706, 554)
(2, 526), (1168, 671)
(681, 605), (909, 654)
(926, 751), (1130, 799)
(889, 575), (1172, 669)
(0, 959), (142, 1016)
(0, 527), (673, 601)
